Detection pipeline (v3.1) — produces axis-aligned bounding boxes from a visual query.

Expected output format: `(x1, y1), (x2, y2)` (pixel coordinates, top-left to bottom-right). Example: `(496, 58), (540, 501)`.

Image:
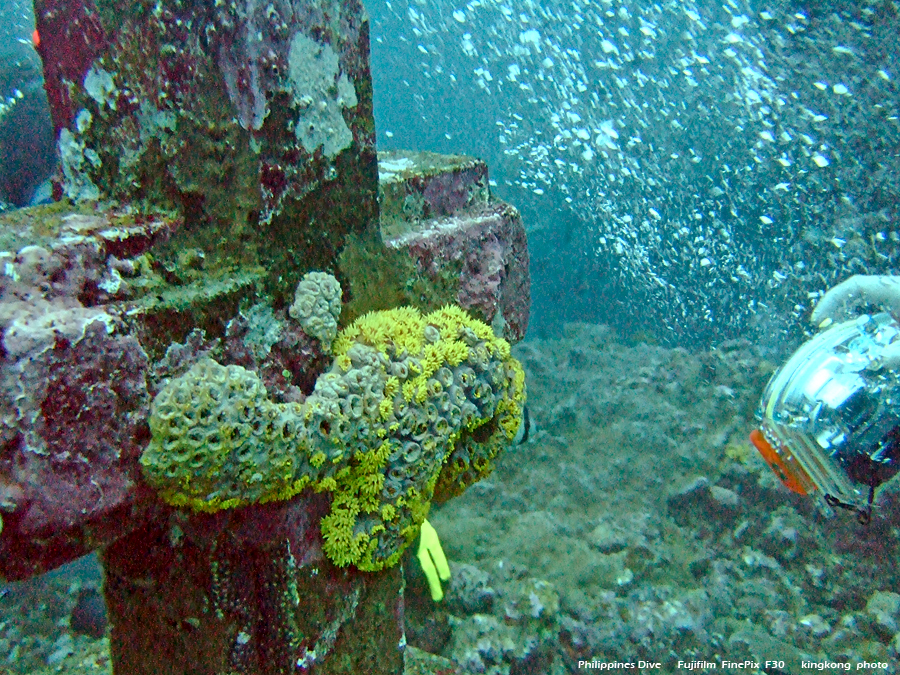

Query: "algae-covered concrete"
(341, 151), (530, 343)
(0, 1), (532, 673)
(34, 0), (378, 306)
(102, 498), (406, 675)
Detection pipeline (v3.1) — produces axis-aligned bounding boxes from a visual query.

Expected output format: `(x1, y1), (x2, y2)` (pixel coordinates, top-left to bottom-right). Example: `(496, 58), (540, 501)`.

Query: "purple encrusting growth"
(1, 2), (531, 672)
(0, 206), (174, 578)
(34, 0), (376, 241)
(223, 309), (331, 401)
(391, 203), (530, 342)
(33, 0), (106, 135)
(377, 151), (531, 341)
(24, 323), (149, 529)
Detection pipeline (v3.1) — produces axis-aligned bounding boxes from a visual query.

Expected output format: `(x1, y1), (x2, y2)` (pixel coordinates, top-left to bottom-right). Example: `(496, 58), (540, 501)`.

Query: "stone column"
(102, 498), (405, 675)
(0, 2), (531, 674)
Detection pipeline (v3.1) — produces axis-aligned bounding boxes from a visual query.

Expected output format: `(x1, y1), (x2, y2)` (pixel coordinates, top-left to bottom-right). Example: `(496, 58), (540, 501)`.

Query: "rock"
(866, 591), (900, 640)
(709, 485), (740, 508)
(587, 522), (629, 554)
(70, 587), (107, 639)
(759, 511), (804, 563)
(403, 646), (463, 675)
(667, 477), (741, 527)
(45, 633), (74, 665)
(447, 614), (515, 674)
(447, 563), (497, 615)
(798, 613), (831, 638)
(509, 579), (559, 623)
(669, 477), (710, 504)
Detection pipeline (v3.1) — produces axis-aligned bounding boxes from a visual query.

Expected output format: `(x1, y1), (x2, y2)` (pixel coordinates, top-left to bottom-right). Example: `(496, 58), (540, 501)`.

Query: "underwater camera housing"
(751, 313), (900, 523)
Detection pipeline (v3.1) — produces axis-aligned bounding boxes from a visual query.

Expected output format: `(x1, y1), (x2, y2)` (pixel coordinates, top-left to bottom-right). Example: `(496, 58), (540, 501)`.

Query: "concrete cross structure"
(0, 1), (530, 673)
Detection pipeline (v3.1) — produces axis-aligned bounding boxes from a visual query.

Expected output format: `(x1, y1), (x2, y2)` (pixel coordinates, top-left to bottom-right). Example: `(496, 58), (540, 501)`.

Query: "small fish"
(514, 405), (535, 444)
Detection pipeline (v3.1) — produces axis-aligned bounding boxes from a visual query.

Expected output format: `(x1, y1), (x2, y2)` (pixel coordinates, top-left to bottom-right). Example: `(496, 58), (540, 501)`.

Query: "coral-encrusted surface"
(139, 306), (526, 572)
(34, 0), (378, 305)
(0, 204), (177, 579)
(0, 156), (529, 671)
(387, 203), (530, 343)
(0, 322), (149, 578)
(341, 152), (531, 342)
(102, 497), (405, 675)
(378, 151), (490, 240)
(0, 147), (534, 580)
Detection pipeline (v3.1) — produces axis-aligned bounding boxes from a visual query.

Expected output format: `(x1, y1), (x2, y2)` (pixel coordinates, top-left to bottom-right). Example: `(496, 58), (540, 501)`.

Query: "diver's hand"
(812, 275), (900, 369)
(811, 275), (900, 326)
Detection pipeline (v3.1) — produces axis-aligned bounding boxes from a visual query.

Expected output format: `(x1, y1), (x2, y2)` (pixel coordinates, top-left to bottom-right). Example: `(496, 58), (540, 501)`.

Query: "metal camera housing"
(752, 313), (900, 520)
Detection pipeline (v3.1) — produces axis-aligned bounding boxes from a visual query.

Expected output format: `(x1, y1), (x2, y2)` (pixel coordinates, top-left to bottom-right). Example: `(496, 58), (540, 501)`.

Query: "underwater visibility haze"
(370, 0), (900, 348)
(1, 0), (900, 674)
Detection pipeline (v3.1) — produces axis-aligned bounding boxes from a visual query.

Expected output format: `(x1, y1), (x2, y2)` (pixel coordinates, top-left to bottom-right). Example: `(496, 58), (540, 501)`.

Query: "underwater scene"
(1, 0), (900, 674)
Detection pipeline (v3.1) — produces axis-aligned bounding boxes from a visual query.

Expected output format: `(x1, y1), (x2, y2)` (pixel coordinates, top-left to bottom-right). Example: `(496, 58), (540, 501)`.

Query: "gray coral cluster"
(288, 271), (342, 351)
(139, 304), (526, 570)
(140, 359), (311, 510)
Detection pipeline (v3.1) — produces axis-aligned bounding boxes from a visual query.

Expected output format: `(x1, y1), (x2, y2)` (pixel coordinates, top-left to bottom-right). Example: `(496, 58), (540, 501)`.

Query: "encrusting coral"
(140, 295), (526, 571)
(288, 270), (343, 352)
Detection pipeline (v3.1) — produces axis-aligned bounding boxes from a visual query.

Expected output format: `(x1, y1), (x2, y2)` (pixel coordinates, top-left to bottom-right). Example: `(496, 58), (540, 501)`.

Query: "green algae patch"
(339, 230), (463, 325)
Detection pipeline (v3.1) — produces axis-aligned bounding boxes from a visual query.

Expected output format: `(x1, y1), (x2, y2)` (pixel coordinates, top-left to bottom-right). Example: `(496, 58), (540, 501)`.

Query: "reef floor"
(4, 322), (900, 674)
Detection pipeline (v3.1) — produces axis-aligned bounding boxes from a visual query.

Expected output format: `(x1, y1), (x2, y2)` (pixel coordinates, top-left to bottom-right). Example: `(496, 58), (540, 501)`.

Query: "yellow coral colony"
(140, 305), (526, 571)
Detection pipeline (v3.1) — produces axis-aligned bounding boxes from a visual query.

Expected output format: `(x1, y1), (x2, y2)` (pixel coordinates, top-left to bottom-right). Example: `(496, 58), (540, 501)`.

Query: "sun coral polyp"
(140, 305), (526, 570)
